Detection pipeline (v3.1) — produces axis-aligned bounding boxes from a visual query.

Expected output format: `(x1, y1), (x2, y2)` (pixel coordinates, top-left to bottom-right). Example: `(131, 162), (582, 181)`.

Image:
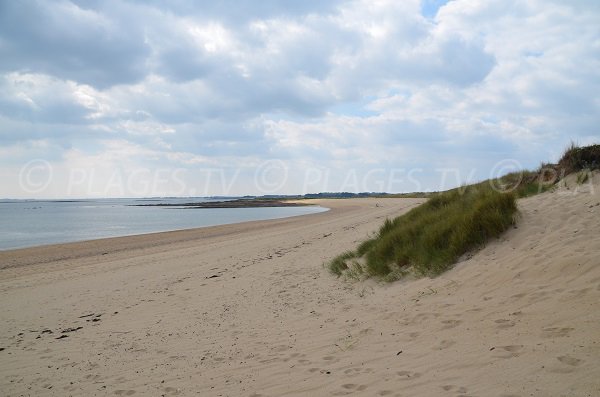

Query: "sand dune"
(1, 176), (599, 396)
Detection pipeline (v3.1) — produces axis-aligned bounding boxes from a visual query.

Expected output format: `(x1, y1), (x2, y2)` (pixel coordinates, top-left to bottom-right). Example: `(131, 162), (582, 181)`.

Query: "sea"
(0, 198), (328, 250)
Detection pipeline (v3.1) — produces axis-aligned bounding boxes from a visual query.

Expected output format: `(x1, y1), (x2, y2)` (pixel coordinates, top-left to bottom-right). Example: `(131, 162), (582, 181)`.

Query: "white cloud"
(0, 0), (598, 197)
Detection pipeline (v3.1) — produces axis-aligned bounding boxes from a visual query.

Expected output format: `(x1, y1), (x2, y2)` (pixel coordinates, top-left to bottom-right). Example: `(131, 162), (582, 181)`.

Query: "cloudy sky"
(1, 0), (598, 198)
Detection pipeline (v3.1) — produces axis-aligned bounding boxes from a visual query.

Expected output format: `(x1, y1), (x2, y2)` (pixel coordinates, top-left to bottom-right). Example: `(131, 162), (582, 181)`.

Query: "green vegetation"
(494, 143), (599, 197)
(496, 170), (552, 198)
(328, 143), (599, 282)
(328, 251), (357, 276)
(328, 182), (518, 281)
(558, 143), (600, 174)
(576, 169), (590, 185)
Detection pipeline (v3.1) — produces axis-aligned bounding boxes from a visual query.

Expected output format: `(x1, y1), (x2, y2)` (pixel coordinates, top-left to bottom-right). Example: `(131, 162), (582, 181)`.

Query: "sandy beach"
(1, 182), (599, 396)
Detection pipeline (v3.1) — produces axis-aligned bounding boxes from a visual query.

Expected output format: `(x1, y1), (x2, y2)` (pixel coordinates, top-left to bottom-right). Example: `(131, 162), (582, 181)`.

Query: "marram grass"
(328, 183), (518, 281)
(328, 143), (599, 282)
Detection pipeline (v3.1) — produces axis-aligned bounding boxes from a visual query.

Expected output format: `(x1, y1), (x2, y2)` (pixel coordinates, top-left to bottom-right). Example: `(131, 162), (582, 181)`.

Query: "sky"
(0, 0), (598, 198)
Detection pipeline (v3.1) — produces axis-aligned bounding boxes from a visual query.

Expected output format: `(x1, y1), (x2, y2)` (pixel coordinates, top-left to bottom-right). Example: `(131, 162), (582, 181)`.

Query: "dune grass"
(328, 143), (599, 282)
(328, 183), (518, 280)
(558, 143), (600, 174)
(497, 143), (599, 197)
(496, 170), (552, 198)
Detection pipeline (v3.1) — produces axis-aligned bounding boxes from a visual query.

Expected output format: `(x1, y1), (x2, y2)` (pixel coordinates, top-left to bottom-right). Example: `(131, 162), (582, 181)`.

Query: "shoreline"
(0, 208), (334, 272)
(0, 202), (329, 266)
(131, 198), (316, 208)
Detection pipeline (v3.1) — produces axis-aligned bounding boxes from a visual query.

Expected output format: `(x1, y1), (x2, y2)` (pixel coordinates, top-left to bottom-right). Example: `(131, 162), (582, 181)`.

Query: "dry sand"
(1, 176), (599, 396)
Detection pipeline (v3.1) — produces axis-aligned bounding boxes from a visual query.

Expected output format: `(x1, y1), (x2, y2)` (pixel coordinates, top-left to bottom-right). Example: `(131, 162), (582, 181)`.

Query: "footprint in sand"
(563, 287), (591, 300)
(540, 327), (574, 338)
(114, 390), (136, 396)
(341, 383), (368, 391)
(162, 386), (181, 395)
(412, 312), (440, 323)
(494, 319), (516, 329)
(258, 357), (279, 364)
(271, 344), (290, 352)
(84, 374), (101, 381)
(528, 291), (549, 302)
(492, 345), (523, 359)
(440, 319), (462, 329)
(434, 340), (456, 350)
(63, 384), (78, 392)
(441, 385), (468, 393)
(557, 355), (583, 366)
(343, 367), (374, 375)
(546, 355), (584, 374)
(396, 370), (421, 380)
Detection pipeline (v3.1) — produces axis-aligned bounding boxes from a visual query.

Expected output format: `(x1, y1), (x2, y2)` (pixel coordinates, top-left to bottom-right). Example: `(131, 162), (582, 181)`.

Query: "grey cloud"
(0, 76), (91, 125)
(163, 121), (271, 158)
(0, 0), (598, 198)
(424, 37), (496, 86)
(0, 1), (150, 89)
(0, 116), (102, 147)
(122, 0), (345, 24)
(154, 45), (218, 83)
(338, 35), (495, 95)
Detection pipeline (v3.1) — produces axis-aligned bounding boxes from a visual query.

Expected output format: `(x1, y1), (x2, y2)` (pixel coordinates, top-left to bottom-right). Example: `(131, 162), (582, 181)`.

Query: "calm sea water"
(0, 198), (328, 250)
